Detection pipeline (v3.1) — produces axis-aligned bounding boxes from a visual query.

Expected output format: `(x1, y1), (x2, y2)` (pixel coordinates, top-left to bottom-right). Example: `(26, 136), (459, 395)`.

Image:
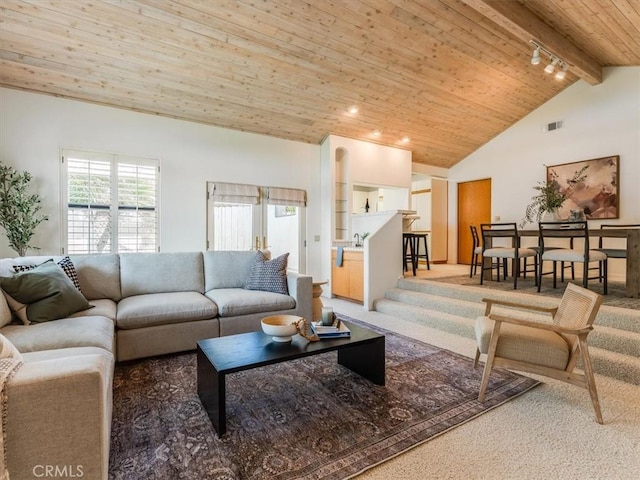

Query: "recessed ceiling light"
(372, 130), (381, 137)
(401, 136), (410, 144)
(348, 105), (359, 114)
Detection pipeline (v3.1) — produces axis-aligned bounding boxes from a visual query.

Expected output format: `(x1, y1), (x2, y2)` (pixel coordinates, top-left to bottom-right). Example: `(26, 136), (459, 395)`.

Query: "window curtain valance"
(267, 187), (307, 207)
(211, 182), (260, 205)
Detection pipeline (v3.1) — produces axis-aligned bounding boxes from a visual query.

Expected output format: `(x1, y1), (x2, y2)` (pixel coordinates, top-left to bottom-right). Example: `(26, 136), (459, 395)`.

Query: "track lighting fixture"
(529, 40), (569, 80)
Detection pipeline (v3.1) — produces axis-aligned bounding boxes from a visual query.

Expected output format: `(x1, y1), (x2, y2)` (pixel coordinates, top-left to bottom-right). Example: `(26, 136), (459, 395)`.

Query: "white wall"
(0, 88), (324, 277)
(320, 135), (413, 295)
(448, 66), (640, 278)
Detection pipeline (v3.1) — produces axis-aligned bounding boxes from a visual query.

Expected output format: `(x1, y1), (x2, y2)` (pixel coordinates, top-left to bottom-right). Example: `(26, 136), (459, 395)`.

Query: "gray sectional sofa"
(0, 250), (312, 480)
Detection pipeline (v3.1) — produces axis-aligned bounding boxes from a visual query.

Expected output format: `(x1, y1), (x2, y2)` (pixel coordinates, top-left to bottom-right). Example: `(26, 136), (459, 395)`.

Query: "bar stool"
(403, 232), (416, 276)
(413, 232), (430, 270)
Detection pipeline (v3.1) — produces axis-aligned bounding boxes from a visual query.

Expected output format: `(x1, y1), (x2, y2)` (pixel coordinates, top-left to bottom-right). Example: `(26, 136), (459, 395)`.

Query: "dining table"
(482, 228), (640, 298)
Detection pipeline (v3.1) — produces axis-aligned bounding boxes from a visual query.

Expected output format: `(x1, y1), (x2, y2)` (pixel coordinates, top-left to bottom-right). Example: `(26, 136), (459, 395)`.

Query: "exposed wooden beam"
(460, 0), (602, 85)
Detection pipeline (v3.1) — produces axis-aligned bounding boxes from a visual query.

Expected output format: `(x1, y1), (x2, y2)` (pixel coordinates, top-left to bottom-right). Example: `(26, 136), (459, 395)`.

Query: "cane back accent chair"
(473, 282), (604, 424)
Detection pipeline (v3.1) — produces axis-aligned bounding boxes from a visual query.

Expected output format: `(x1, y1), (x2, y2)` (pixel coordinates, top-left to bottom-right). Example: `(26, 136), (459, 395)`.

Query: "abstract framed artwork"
(547, 155), (619, 220)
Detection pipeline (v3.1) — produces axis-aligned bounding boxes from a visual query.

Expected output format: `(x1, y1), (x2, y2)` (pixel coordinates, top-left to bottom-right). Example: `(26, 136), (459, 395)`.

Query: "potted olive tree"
(0, 162), (48, 256)
(520, 165), (588, 228)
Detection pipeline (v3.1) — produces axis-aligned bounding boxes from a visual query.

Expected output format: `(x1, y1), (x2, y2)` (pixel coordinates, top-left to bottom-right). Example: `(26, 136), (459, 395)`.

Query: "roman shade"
(211, 182), (260, 205)
(267, 187), (307, 207)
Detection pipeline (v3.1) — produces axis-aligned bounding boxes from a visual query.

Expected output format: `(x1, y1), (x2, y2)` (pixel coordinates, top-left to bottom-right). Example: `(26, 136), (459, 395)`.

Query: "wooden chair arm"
(487, 313), (593, 335)
(481, 298), (558, 316)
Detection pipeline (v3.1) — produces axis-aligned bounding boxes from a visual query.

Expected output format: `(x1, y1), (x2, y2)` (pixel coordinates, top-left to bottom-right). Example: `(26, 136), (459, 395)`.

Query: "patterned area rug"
(109, 318), (539, 480)
(429, 274), (639, 310)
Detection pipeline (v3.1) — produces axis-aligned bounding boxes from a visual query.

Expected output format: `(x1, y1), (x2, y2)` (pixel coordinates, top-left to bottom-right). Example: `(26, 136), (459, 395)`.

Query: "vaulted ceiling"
(1, 1), (639, 167)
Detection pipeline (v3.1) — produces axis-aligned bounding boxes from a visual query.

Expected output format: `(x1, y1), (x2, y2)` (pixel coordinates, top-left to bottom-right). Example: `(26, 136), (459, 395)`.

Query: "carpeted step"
(588, 348), (640, 386)
(398, 278), (640, 335)
(384, 288), (486, 319)
(373, 298), (475, 340)
(378, 279), (640, 384)
(591, 326), (640, 358)
(375, 288), (640, 358)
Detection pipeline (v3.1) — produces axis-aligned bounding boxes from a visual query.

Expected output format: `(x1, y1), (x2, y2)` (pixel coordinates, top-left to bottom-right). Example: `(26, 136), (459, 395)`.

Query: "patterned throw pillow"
(1, 261), (92, 324)
(13, 256), (81, 292)
(244, 251), (289, 295)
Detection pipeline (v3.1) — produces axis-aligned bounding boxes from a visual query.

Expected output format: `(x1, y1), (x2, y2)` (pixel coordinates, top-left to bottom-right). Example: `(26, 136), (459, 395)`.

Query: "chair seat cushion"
(483, 247), (537, 258)
(475, 316), (570, 370)
(542, 249), (607, 262)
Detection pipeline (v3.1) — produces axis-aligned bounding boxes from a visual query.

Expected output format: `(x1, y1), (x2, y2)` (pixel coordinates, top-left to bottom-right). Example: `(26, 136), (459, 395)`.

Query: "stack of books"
(311, 321), (351, 338)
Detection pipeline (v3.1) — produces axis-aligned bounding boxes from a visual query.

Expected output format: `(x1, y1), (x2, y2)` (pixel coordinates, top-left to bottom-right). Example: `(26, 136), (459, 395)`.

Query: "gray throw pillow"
(0, 260), (93, 323)
(244, 251), (289, 295)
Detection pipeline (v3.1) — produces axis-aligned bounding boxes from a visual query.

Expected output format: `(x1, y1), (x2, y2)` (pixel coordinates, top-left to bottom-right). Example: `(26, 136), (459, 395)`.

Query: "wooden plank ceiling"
(1, 0), (639, 167)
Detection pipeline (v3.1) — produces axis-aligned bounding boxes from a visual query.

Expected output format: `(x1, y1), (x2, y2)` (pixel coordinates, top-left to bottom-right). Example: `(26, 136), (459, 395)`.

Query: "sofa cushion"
(0, 261), (93, 324)
(0, 316), (114, 354)
(119, 252), (204, 297)
(0, 289), (11, 328)
(70, 299), (117, 322)
(205, 288), (295, 317)
(116, 292), (217, 330)
(21, 346), (111, 363)
(13, 256), (82, 291)
(203, 250), (256, 290)
(70, 254), (121, 301)
(244, 251), (289, 295)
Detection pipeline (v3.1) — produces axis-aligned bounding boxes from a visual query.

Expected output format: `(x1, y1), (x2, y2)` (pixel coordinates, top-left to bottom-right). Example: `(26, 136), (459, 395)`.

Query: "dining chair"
(480, 223), (538, 289)
(469, 225), (483, 278)
(590, 224), (640, 281)
(538, 221), (608, 294)
(473, 282), (604, 423)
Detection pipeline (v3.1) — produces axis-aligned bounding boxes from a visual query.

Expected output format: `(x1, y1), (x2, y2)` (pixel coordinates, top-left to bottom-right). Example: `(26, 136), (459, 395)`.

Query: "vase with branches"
(520, 165), (588, 228)
(0, 162), (48, 256)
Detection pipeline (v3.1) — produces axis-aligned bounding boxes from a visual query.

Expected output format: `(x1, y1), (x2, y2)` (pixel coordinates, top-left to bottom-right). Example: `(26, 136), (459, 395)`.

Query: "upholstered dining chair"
(480, 223), (538, 289)
(591, 224), (640, 281)
(469, 225), (483, 278)
(473, 282), (604, 423)
(538, 221), (608, 294)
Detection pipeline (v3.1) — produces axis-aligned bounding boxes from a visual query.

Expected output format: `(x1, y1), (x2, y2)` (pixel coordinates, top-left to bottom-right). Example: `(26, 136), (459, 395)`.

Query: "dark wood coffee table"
(197, 320), (385, 436)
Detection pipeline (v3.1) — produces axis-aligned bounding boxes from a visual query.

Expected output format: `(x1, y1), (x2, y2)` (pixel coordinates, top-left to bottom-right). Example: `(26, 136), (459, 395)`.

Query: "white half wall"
(0, 88), (323, 278)
(448, 66), (640, 279)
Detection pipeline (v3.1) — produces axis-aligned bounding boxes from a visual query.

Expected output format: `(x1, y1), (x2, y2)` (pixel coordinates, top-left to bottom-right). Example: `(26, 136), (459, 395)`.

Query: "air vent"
(543, 121), (563, 132)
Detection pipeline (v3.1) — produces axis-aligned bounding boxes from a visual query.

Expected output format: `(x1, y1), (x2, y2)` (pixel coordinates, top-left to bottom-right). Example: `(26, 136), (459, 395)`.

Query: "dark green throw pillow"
(0, 261), (93, 323)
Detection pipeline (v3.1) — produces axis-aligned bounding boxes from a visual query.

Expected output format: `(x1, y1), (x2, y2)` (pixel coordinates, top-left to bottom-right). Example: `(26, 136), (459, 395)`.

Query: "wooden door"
(458, 179), (491, 264)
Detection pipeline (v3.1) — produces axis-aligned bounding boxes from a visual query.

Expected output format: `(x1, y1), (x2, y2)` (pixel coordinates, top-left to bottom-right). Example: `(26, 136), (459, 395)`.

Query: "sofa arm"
(287, 273), (313, 322)
(5, 353), (114, 480)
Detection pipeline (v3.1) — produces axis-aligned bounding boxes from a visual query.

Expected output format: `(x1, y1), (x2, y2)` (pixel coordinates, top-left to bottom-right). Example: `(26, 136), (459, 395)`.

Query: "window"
(62, 149), (159, 254)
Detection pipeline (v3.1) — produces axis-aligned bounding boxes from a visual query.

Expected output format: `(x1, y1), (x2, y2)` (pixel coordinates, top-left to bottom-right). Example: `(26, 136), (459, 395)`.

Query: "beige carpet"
(324, 266), (640, 480)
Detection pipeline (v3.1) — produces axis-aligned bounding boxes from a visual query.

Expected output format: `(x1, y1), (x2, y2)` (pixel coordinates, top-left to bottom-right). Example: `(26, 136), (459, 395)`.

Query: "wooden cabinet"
(331, 249), (364, 302)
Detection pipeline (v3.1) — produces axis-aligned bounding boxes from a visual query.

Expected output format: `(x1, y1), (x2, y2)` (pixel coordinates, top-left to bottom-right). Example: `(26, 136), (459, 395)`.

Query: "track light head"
(531, 47), (541, 65)
(544, 57), (559, 74)
(555, 63), (568, 80)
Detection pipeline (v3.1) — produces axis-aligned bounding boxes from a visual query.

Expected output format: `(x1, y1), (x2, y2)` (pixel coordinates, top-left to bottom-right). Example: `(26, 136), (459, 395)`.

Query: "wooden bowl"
(261, 315), (302, 342)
